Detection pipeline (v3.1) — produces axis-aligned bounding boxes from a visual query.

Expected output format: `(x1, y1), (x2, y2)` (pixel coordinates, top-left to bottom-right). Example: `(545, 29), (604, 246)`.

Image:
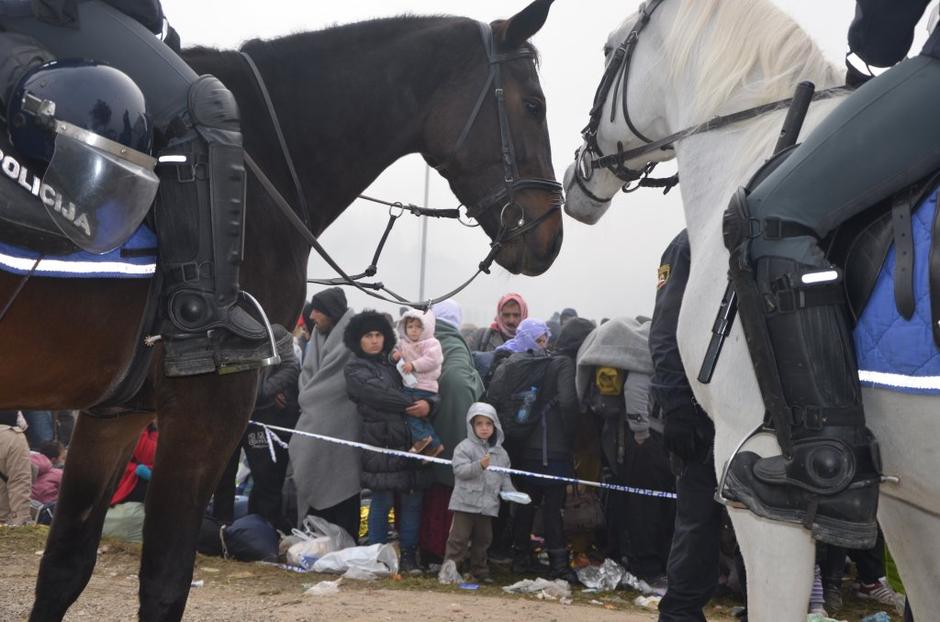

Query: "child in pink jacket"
(392, 309), (445, 456)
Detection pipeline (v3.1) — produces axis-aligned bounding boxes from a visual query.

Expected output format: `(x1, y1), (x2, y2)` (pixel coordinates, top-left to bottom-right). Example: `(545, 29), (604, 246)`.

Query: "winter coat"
(449, 404), (516, 517)
(396, 309), (443, 393)
(344, 312), (434, 493)
(252, 325), (301, 430)
(290, 308), (360, 514)
(430, 319), (485, 487)
(111, 426), (157, 506)
(849, 0), (939, 66)
(33, 0), (165, 33)
(30, 452), (61, 504)
(467, 326), (508, 353)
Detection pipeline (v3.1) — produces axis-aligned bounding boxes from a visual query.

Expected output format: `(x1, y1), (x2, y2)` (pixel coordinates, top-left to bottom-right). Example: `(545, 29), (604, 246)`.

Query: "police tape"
(249, 421), (678, 500)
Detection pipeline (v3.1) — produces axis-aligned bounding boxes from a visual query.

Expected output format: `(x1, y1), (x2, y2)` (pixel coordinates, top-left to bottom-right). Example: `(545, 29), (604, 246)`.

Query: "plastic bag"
(304, 578), (342, 596)
(577, 558), (625, 592)
(499, 491), (532, 504)
(287, 536), (334, 570)
(397, 359), (418, 388)
(438, 559), (463, 584)
(287, 516), (357, 569)
(312, 543), (399, 578)
(502, 578), (572, 599)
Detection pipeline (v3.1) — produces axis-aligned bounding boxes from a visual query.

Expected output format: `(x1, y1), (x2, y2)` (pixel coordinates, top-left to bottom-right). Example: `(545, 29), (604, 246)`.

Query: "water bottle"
(515, 386), (538, 423)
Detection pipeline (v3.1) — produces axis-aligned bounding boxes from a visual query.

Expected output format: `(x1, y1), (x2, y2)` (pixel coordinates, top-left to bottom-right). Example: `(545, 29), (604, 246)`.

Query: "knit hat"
(310, 287), (348, 321)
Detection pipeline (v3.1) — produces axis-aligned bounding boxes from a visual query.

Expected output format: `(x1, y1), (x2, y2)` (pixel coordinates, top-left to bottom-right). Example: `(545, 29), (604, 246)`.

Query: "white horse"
(563, 1), (940, 620)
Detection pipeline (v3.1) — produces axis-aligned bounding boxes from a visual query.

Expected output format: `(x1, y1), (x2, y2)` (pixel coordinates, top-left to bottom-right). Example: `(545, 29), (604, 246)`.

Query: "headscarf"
(431, 299), (463, 329)
(496, 318), (549, 354)
(490, 292), (529, 337)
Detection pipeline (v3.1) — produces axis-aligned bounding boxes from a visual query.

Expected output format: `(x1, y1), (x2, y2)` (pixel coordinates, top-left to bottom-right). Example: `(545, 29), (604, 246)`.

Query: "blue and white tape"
(249, 421), (677, 500)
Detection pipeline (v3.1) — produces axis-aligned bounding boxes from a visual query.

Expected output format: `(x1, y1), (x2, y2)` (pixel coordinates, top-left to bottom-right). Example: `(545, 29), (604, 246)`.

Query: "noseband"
(439, 22), (563, 244)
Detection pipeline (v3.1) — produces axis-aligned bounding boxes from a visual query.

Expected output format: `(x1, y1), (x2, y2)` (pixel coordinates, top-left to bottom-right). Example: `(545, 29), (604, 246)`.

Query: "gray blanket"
(289, 308), (360, 517)
(576, 316), (656, 434)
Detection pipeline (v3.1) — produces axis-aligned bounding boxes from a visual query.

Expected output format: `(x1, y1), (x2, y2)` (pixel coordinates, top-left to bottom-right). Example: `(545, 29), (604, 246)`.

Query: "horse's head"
(424, 0), (561, 276)
(564, 0), (677, 225)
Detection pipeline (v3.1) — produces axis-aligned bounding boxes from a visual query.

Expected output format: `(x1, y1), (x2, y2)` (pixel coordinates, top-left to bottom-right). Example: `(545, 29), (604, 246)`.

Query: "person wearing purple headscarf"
(496, 318), (550, 354)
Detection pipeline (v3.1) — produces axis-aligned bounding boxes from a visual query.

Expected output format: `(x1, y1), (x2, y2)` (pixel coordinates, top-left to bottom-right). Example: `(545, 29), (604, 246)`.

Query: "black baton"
(696, 81), (816, 384)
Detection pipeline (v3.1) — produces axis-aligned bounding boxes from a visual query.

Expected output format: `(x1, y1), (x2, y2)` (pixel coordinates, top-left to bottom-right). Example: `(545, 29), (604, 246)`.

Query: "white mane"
(656, 0), (841, 164)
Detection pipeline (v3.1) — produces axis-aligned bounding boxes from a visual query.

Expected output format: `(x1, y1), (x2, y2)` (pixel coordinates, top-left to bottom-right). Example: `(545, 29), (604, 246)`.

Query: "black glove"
(662, 401), (714, 463)
(845, 57), (873, 89)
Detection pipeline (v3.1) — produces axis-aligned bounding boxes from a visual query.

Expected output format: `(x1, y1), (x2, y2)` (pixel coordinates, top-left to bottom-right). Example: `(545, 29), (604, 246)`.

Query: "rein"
(575, 0), (850, 201)
(239, 21), (562, 310)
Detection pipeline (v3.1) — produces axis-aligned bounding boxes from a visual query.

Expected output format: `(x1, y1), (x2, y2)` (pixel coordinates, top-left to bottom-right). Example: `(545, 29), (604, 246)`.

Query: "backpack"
(484, 351), (554, 441)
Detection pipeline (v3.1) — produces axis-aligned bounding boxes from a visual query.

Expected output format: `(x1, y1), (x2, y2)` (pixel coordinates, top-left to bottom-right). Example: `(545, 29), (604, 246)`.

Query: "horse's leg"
(30, 411), (152, 622)
(137, 372), (257, 622)
(717, 430), (815, 622)
(879, 493), (940, 618)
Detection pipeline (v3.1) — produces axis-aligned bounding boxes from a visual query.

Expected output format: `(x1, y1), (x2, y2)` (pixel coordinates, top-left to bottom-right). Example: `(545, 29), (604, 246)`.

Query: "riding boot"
(154, 75), (272, 377)
(546, 548), (579, 583)
(720, 189), (881, 549)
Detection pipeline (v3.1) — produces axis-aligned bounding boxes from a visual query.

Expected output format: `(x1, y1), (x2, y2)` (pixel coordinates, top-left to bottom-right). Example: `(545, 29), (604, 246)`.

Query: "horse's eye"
(603, 45), (613, 58)
(524, 99), (544, 120)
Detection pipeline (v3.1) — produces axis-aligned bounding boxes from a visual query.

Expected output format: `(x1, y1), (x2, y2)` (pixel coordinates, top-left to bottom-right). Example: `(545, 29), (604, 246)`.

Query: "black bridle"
(573, 0), (848, 203)
(240, 21), (562, 310)
(435, 21), (563, 242)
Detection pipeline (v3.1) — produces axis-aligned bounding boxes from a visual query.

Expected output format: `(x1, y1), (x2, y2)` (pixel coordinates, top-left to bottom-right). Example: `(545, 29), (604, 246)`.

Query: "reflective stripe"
(801, 270), (839, 285)
(858, 369), (940, 391)
(0, 250), (155, 276)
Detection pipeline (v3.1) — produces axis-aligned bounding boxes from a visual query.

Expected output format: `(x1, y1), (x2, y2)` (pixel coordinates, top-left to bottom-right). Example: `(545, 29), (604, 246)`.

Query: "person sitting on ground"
(30, 441), (65, 505)
(0, 411), (33, 526)
(344, 310), (435, 573)
(468, 293), (529, 352)
(442, 402), (517, 583)
(392, 309), (445, 457)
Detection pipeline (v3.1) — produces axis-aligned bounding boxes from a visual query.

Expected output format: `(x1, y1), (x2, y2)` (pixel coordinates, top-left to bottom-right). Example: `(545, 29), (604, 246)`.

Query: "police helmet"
(8, 59), (152, 163)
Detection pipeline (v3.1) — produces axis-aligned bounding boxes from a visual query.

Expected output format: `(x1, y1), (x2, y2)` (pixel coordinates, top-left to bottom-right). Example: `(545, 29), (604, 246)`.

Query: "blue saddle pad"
(854, 187), (940, 394)
(0, 225), (156, 279)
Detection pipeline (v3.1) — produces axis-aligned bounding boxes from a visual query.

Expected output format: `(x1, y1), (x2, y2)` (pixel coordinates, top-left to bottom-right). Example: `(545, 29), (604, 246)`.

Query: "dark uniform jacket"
(33, 0), (164, 33)
(649, 229), (694, 415)
(345, 353), (434, 493)
(850, 0), (939, 66)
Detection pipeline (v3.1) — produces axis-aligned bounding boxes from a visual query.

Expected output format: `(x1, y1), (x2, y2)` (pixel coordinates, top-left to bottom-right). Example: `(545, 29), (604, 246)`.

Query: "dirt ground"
(0, 526), (739, 622)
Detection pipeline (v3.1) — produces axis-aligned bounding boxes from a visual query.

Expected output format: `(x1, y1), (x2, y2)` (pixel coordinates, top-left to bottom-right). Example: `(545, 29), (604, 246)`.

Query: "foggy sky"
(160, 1), (930, 326)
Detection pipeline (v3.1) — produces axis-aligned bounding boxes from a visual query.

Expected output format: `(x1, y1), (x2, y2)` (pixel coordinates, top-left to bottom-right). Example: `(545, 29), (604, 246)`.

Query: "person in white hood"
(443, 402), (516, 581)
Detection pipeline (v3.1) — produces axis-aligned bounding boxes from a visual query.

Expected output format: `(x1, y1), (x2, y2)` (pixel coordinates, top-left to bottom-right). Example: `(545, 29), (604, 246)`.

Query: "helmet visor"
(42, 127), (158, 254)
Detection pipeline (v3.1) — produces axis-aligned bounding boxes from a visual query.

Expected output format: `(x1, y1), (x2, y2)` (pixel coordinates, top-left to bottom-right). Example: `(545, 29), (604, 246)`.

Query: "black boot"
(154, 76), (273, 376)
(399, 547), (421, 575)
(511, 545), (548, 575)
(546, 548), (579, 583)
(720, 191), (881, 549)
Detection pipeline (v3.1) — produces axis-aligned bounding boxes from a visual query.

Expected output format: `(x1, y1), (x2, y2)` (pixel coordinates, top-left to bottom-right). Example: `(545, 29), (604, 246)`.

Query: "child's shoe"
(423, 443), (446, 458)
(410, 436), (432, 454)
(855, 577), (904, 614)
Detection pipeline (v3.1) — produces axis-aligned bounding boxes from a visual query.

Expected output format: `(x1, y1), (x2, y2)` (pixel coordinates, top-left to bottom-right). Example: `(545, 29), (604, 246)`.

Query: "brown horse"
(0, 2), (562, 620)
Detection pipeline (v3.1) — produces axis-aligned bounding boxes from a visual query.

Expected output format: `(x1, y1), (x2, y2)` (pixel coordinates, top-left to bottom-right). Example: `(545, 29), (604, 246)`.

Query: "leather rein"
(240, 21), (562, 310)
(574, 0), (849, 203)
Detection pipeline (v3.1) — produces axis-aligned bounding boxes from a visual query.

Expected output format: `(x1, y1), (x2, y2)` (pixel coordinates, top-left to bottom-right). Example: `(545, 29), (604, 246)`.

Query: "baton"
(696, 81), (816, 384)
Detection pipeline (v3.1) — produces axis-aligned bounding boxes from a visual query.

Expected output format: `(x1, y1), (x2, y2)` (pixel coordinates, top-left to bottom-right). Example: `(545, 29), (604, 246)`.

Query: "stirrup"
(217, 291), (281, 375)
(715, 423), (765, 508)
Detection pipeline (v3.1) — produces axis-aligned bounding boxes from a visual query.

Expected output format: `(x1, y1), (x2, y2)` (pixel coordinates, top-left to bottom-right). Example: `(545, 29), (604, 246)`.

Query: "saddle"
(747, 147), (940, 347)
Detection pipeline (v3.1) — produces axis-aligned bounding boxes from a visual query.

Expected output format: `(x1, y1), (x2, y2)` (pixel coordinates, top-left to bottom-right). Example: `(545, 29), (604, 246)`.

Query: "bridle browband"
(239, 21), (562, 310)
(574, 0), (850, 203)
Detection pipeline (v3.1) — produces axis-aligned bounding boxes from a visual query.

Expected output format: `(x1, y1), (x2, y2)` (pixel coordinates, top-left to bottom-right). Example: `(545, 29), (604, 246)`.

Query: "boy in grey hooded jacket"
(444, 402), (516, 579)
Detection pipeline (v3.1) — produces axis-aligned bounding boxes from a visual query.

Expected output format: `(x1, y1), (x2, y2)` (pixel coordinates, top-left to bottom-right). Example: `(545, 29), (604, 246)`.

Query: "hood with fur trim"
(343, 310), (397, 357)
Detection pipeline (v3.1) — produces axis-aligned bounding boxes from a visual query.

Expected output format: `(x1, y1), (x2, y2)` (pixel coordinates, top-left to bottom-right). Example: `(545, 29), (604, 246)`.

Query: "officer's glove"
(662, 401), (713, 463)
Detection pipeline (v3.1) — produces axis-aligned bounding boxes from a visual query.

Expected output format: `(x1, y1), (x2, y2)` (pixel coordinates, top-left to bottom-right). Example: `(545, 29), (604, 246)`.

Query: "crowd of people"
(0, 235), (908, 620)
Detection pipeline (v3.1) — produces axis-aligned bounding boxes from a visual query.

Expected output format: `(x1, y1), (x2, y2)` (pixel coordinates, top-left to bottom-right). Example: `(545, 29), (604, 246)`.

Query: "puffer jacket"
(30, 452), (62, 504)
(448, 403), (516, 517)
(344, 312), (434, 493)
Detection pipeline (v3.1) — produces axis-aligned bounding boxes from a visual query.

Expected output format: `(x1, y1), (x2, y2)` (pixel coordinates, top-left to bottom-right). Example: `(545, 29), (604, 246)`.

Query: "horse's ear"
(499, 0), (554, 49)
